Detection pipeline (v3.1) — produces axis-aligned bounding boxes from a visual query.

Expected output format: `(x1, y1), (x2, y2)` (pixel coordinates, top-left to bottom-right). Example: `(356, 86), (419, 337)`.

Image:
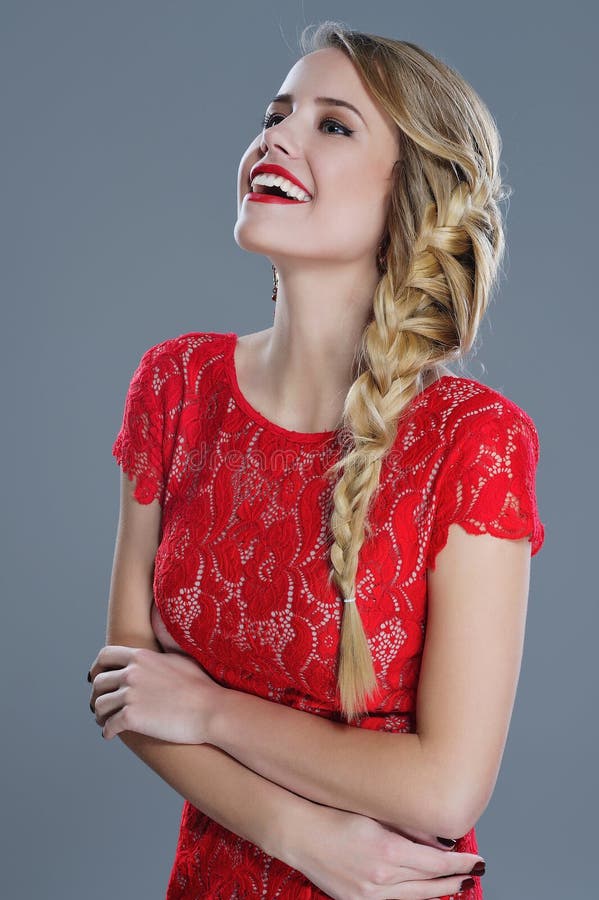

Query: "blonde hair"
(298, 21), (512, 722)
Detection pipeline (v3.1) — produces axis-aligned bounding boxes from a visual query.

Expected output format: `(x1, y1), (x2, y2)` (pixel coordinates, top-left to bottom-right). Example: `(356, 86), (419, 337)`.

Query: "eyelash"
(260, 112), (354, 136)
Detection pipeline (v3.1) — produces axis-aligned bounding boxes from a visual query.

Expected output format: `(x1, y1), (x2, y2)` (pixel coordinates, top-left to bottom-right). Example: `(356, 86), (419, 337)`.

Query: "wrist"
(263, 794), (315, 868)
(206, 685), (238, 750)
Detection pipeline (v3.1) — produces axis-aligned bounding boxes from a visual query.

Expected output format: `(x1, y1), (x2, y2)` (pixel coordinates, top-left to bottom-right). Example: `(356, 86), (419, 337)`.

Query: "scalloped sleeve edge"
(426, 408), (546, 572)
(111, 345), (167, 506)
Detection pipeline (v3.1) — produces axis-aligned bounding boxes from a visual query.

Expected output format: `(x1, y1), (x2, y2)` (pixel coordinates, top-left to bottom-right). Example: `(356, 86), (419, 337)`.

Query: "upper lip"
(248, 163), (312, 198)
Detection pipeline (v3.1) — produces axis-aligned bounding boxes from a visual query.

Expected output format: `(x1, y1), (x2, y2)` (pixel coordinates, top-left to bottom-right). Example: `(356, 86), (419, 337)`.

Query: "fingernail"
(90, 701), (94, 713)
(470, 861), (486, 876)
(437, 836), (457, 847)
(87, 670), (92, 682)
(460, 878), (475, 890)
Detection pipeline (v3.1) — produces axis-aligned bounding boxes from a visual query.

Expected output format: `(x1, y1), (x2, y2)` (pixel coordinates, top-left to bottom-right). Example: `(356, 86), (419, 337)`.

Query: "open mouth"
(254, 184), (296, 199)
(246, 174), (312, 202)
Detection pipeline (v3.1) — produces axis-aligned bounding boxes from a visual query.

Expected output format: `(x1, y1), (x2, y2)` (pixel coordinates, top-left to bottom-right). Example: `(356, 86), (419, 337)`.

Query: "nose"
(260, 118), (300, 158)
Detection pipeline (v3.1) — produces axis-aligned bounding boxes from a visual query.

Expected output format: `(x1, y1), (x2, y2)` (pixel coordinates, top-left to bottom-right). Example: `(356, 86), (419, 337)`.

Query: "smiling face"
(234, 47), (401, 272)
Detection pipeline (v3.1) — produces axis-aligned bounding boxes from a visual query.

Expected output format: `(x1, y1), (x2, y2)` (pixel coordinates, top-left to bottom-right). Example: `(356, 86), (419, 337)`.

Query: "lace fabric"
(112, 331), (546, 899)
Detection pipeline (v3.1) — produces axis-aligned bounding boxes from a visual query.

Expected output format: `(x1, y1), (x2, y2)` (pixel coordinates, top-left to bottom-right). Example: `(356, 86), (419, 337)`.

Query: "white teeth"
(250, 173), (311, 201)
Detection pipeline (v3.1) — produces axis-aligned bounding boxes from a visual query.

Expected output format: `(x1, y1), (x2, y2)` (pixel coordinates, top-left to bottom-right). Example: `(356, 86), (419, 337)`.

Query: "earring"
(376, 241), (388, 275)
(271, 264), (279, 302)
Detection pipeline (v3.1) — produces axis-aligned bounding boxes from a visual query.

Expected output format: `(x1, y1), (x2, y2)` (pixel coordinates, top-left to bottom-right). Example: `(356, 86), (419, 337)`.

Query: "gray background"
(2, 1), (595, 897)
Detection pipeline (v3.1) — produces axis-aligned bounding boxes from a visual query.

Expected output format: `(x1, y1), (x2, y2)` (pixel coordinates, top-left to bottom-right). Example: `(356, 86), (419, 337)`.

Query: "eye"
(260, 111), (353, 136)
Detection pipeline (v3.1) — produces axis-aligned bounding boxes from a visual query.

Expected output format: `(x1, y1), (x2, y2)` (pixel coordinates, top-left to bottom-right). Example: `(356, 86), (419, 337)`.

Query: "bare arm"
(111, 638), (317, 865)
(101, 472), (325, 865)
(95, 473), (487, 899)
(209, 691), (437, 836)
(208, 525), (533, 840)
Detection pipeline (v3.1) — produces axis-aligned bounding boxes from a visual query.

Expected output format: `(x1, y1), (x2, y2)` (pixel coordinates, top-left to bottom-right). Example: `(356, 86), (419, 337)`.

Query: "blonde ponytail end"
(337, 600), (381, 722)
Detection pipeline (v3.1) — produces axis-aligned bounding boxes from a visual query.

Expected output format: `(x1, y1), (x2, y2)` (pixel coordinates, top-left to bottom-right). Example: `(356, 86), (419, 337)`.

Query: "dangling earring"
(376, 240), (388, 276)
(271, 264), (279, 302)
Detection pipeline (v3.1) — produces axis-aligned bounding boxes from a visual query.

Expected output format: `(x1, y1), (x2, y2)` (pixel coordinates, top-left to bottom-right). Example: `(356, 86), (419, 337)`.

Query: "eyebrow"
(268, 93), (367, 127)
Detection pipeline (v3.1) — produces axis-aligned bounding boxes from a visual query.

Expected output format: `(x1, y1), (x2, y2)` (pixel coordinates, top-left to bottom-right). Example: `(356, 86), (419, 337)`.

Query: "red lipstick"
(249, 163), (312, 197)
(246, 193), (306, 204)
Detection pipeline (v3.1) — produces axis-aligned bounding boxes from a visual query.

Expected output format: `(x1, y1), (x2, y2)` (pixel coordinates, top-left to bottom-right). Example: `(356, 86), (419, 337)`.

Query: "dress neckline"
(223, 331), (452, 443)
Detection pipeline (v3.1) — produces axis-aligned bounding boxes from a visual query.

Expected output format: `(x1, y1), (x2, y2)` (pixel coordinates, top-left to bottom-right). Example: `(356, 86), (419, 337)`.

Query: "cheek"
(317, 181), (387, 236)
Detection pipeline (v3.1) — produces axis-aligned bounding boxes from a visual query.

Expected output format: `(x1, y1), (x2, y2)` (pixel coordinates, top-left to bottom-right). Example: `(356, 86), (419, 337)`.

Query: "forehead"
(277, 47), (398, 142)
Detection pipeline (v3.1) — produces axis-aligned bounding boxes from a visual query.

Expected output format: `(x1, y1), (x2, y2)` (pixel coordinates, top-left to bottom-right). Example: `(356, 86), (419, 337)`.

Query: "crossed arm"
(104, 475), (531, 848)
(205, 525), (532, 840)
(113, 662), (314, 866)
(116, 555), (530, 843)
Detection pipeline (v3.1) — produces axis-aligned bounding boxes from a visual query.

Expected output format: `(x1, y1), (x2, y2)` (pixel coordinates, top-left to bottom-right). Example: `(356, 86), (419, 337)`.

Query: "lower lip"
(246, 192), (310, 204)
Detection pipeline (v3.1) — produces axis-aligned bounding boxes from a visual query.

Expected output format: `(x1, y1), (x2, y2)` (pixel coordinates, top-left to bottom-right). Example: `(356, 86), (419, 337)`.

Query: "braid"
(301, 22), (510, 722)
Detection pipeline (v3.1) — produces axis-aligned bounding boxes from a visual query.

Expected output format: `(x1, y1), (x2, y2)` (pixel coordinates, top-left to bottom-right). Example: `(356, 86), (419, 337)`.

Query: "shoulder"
(425, 375), (546, 566)
(431, 375), (541, 461)
(132, 330), (234, 396)
(137, 330), (233, 370)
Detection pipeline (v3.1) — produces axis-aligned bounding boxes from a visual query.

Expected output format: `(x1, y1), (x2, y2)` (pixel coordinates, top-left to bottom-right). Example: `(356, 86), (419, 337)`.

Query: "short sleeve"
(427, 405), (546, 571)
(112, 342), (172, 506)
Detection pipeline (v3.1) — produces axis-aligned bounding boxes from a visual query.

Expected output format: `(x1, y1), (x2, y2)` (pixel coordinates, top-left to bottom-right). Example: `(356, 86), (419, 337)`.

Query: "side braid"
(324, 178), (499, 722)
(300, 22), (510, 722)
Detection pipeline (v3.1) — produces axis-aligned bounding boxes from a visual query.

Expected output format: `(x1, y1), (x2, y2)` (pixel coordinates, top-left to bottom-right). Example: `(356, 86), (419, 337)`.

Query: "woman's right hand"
(282, 803), (484, 900)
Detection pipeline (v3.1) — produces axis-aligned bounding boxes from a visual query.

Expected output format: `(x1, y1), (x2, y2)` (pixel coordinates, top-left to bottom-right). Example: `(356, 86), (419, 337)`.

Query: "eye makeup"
(260, 111), (354, 136)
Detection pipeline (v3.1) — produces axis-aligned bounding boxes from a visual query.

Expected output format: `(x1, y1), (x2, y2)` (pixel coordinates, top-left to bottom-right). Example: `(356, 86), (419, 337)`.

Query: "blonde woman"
(88, 21), (545, 900)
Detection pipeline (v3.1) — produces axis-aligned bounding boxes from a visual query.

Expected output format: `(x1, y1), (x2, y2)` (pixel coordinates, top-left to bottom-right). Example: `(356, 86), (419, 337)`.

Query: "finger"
(387, 827), (460, 852)
(89, 670), (124, 715)
(89, 645), (137, 681)
(92, 669), (124, 693)
(94, 686), (128, 726)
(387, 839), (484, 879)
(87, 651), (102, 681)
(101, 706), (129, 741)
(436, 836), (458, 848)
(383, 873), (476, 899)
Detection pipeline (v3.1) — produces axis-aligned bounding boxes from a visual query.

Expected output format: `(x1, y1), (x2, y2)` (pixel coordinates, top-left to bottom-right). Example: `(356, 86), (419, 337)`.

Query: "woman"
(88, 21), (545, 900)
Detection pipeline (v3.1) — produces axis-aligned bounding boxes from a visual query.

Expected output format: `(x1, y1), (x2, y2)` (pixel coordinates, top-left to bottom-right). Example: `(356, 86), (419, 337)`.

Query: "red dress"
(112, 330), (545, 899)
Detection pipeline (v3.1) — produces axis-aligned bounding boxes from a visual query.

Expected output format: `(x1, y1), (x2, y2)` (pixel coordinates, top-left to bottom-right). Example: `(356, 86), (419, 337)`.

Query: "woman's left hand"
(88, 645), (224, 744)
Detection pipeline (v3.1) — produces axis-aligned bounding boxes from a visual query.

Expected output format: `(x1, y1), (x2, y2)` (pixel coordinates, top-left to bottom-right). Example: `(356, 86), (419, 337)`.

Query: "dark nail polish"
(90, 701), (95, 713)
(470, 861), (486, 876)
(87, 670), (92, 682)
(437, 836), (457, 847)
(460, 878), (475, 890)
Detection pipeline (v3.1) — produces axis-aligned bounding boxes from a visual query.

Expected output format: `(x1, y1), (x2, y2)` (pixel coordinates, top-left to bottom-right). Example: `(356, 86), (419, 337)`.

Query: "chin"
(233, 220), (274, 255)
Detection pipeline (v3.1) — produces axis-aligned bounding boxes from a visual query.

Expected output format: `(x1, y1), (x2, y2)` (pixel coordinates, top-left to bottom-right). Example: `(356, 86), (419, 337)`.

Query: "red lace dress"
(112, 331), (545, 900)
